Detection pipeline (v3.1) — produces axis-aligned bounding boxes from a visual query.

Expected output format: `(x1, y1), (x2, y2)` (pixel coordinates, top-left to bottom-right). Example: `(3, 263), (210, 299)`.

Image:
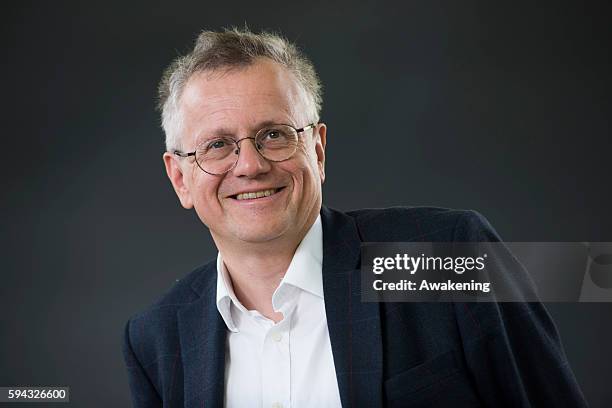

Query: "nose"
(231, 137), (272, 177)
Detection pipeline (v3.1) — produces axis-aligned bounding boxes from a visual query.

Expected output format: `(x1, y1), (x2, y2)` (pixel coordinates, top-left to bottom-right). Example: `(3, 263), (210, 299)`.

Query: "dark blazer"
(123, 206), (588, 407)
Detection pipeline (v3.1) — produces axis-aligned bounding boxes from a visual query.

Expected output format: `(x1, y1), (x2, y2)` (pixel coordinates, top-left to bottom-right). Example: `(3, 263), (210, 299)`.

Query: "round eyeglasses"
(173, 123), (316, 175)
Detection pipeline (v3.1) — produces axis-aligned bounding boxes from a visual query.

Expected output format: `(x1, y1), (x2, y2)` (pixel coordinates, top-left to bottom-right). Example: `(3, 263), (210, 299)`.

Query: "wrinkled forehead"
(178, 59), (312, 146)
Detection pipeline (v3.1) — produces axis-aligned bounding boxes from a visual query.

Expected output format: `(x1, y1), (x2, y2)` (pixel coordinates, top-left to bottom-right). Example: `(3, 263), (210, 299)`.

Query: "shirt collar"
(215, 214), (324, 332)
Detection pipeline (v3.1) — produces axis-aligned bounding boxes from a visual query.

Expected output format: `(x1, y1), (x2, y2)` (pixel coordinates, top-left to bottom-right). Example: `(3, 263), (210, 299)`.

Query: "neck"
(214, 213), (318, 322)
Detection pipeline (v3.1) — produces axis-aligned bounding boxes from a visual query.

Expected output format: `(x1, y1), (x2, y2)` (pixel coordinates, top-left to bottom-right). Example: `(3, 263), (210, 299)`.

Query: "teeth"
(236, 189), (278, 200)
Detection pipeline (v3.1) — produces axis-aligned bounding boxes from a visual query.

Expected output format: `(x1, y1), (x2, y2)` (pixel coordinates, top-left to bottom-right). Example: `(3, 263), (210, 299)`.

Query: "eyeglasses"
(173, 123), (316, 175)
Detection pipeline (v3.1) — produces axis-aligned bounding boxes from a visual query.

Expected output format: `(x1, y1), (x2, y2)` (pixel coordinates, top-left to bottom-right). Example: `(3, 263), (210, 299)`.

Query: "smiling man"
(122, 28), (587, 407)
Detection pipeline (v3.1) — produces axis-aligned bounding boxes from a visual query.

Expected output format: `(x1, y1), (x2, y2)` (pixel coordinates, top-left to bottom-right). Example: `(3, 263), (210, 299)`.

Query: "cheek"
(191, 176), (222, 206)
(292, 161), (320, 194)
(296, 143), (321, 172)
(182, 163), (198, 189)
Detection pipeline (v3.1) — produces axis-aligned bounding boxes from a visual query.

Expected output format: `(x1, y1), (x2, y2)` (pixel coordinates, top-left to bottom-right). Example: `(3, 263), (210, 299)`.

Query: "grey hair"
(158, 27), (323, 151)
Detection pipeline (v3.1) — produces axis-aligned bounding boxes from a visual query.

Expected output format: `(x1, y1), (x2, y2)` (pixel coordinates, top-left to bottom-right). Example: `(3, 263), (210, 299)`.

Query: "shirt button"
(271, 403), (283, 408)
(272, 332), (283, 342)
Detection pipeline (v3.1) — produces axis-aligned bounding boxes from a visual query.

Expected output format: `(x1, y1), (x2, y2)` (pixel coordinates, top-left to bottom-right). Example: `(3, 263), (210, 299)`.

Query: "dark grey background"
(2, 0), (611, 406)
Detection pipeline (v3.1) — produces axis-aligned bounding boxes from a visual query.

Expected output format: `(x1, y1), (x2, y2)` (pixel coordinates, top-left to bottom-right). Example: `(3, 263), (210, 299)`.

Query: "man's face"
(163, 58), (326, 249)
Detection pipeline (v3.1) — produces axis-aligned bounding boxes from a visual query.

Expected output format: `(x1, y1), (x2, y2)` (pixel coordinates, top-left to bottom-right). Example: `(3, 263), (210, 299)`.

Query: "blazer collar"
(177, 261), (226, 407)
(321, 206), (383, 407)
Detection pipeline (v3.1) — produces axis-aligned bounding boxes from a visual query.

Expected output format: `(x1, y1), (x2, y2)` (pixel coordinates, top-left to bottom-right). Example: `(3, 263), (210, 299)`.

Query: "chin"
(235, 229), (285, 244)
(232, 220), (291, 244)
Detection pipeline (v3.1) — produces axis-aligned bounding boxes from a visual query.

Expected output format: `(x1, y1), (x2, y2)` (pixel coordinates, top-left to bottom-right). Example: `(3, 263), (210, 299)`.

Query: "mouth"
(230, 187), (285, 201)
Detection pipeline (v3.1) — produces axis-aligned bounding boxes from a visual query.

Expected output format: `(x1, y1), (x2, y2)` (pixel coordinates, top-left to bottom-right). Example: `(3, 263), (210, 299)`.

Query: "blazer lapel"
(177, 264), (226, 408)
(321, 206), (383, 407)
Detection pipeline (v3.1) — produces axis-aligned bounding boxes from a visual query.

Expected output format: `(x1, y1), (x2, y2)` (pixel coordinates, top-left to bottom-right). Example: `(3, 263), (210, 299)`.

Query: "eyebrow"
(194, 120), (291, 145)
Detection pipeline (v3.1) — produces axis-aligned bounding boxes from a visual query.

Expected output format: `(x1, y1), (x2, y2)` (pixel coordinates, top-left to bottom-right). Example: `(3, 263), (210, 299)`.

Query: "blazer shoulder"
(344, 206), (500, 242)
(123, 260), (216, 372)
(127, 259), (216, 323)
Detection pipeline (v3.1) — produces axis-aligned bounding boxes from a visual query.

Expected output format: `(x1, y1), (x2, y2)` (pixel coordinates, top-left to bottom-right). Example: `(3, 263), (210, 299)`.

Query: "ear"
(163, 152), (194, 209)
(314, 123), (327, 183)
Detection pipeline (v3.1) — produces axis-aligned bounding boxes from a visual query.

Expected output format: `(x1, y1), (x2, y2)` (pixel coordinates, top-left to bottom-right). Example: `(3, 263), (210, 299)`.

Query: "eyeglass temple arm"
(296, 123), (316, 133)
(173, 150), (196, 157)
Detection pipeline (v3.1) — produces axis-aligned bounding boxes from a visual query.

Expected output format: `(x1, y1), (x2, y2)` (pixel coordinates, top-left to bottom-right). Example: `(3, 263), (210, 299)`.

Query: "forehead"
(179, 59), (308, 144)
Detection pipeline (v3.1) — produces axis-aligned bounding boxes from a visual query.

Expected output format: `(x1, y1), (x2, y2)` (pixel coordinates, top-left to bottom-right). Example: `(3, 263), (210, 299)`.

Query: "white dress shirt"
(216, 215), (342, 408)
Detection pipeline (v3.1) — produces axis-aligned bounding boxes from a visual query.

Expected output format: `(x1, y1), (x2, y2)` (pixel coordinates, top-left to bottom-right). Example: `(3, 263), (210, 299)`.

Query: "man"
(123, 28), (587, 407)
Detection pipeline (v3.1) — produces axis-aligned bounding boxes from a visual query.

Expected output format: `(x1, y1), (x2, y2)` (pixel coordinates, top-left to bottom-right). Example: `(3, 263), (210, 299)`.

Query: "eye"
(207, 139), (228, 150)
(262, 128), (292, 142)
(264, 130), (281, 140)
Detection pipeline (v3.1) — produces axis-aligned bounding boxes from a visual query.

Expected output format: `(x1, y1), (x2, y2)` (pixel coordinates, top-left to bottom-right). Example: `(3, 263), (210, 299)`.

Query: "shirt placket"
(260, 297), (294, 408)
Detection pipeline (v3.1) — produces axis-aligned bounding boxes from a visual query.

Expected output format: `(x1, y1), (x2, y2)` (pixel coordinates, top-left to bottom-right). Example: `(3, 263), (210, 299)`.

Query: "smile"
(234, 188), (283, 200)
